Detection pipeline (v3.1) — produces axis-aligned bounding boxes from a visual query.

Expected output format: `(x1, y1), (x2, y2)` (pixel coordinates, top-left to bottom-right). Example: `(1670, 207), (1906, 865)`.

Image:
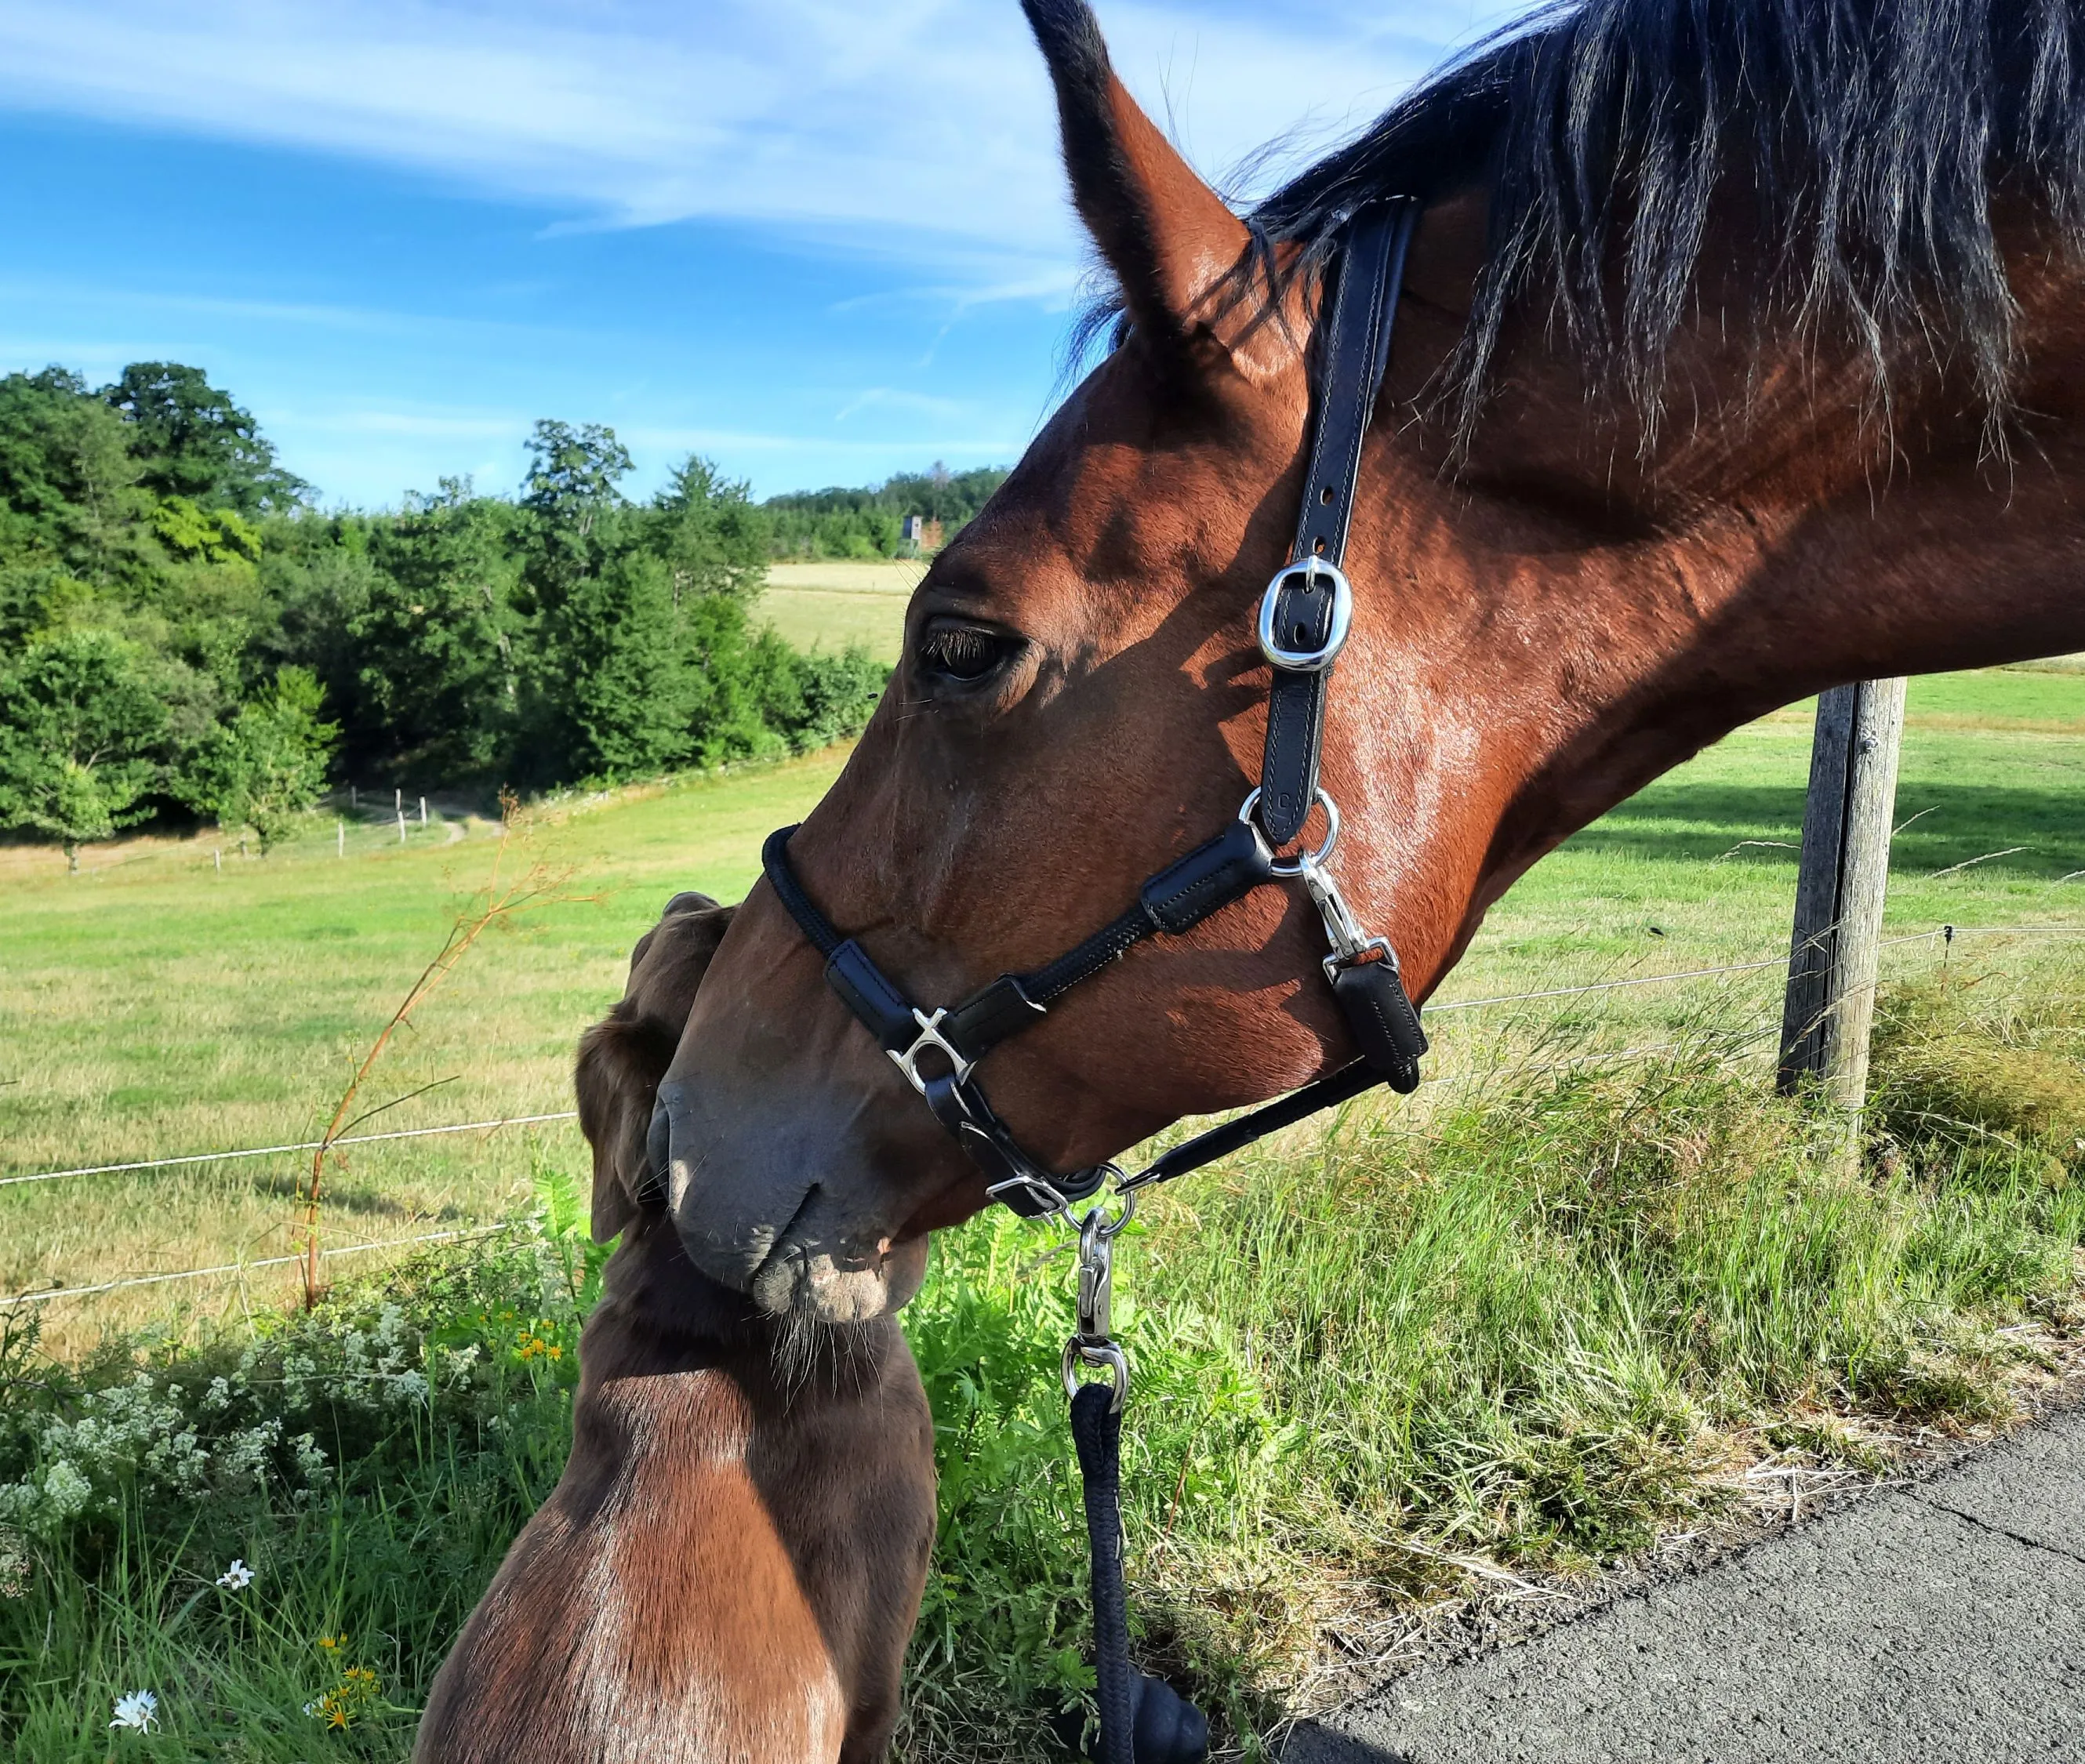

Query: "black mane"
(1241, 0), (2085, 445)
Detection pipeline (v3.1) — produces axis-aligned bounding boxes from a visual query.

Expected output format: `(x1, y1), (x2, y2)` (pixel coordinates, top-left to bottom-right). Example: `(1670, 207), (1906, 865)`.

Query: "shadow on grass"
(1565, 781), (2085, 879)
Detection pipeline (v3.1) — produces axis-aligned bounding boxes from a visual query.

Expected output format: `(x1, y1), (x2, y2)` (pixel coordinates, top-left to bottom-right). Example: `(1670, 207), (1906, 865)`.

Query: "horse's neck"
(1358, 312), (2085, 985)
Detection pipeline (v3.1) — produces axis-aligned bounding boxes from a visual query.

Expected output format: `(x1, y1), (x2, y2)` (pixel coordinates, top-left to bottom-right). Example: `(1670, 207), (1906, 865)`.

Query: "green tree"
(760, 463), (1008, 559)
(0, 368), (154, 586)
(650, 456), (768, 604)
(517, 419), (632, 606)
(0, 629), (167, 870)
(178, 666), (339, 850)
(151, 495), (261, 565)
(534, 547), (694, 779)
(102, 363), (308, 517)
(514, 422), (682, 781)
(357, 481), (521, 779)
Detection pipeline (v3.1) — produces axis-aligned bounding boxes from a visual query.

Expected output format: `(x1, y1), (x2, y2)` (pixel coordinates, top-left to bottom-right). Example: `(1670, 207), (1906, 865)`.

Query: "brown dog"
(416, 893), (939, 1764)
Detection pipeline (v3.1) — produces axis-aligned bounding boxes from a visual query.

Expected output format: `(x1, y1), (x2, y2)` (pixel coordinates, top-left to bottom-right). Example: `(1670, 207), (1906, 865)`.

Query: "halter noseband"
(760, 200), (1429, 1220)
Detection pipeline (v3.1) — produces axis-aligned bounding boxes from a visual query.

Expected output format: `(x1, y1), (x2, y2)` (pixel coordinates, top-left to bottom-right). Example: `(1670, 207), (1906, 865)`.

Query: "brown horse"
(415, 895), (936, 1764)
(653, 0), (2085, 1325)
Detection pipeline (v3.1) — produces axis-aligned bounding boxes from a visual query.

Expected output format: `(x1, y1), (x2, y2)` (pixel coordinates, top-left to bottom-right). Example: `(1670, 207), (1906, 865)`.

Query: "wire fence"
(0, 1112), (583, 1191)
(0, 1227), (509, 1310)
(2, 918), (2077, 1312)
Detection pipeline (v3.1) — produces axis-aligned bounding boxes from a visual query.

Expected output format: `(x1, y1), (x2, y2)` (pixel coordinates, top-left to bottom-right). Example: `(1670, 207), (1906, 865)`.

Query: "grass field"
(2, 662), (2082, 1758)
(2, 666), (2079, 1336)
(757, 560), (921, 662)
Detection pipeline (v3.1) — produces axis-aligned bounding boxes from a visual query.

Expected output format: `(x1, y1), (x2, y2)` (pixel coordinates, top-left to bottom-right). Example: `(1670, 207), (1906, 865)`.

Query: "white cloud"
(0, 1), (1510, 288)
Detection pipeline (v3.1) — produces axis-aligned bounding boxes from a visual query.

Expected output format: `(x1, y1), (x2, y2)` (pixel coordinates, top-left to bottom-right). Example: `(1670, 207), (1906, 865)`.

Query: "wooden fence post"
(1776, 678), (1909, 1108)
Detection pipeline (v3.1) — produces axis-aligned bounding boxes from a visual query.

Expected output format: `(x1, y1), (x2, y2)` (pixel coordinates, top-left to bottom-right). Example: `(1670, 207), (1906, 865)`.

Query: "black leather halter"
(761, 200), (1429, 1219)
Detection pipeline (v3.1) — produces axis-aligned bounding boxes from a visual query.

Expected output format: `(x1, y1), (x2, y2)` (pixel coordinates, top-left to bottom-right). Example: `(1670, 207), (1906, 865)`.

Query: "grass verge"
(4, 974), (2080, 1761)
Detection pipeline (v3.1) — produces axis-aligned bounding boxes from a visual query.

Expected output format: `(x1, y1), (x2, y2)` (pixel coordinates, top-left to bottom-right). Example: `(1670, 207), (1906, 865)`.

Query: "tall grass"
(2, 979), (2081, 1762)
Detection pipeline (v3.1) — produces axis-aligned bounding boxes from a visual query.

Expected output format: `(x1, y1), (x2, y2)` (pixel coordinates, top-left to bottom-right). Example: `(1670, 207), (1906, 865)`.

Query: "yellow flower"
(327, 1704), (350, 1730)
(547, 1345), (564, 1361)
(318, 1634), (342, 1653)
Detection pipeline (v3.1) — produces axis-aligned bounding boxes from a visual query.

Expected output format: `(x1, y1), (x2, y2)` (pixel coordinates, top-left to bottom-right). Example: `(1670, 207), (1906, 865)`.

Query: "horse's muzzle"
(650, 1080), (928, 1323)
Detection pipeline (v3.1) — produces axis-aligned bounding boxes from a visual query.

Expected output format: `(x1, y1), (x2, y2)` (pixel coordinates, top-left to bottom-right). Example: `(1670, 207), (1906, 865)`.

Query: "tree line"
(763, 463), (1007, 559)
(0, 364), (995, 866)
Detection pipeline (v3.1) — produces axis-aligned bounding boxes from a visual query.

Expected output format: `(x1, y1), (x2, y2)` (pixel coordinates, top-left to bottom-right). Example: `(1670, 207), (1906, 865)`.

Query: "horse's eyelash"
(919, 626), (1003, 677)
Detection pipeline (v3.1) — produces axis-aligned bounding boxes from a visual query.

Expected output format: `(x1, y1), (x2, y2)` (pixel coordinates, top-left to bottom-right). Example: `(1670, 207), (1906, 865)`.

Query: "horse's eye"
(917, 620), (1015, 685)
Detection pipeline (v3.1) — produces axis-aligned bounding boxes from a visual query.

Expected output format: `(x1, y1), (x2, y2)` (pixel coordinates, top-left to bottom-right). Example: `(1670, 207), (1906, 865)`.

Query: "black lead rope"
(714, 199), (1426, 1762)
(1070, 1384), (1137, 1764)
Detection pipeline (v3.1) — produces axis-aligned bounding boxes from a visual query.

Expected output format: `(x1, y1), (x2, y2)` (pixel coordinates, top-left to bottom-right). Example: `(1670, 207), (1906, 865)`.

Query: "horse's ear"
(1023, 0), (1250, 351)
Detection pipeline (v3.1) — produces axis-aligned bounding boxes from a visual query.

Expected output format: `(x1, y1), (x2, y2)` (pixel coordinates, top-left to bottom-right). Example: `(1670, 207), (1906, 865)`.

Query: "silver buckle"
(1258, 555), (1353, 673)
(887, 1006), (974, 1095)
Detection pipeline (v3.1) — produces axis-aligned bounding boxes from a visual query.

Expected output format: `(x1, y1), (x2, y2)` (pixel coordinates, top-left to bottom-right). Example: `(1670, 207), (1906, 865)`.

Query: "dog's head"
(576, 892), (736, 1242)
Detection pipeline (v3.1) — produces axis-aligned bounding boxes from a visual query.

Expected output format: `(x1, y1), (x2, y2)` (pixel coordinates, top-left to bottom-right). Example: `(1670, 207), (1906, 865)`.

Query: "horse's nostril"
(644, 1095), (674, 1203)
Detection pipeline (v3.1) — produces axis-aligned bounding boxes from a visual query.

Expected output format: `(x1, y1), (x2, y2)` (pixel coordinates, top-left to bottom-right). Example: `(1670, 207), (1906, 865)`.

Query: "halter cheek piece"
(761, 199), (1429, 1220)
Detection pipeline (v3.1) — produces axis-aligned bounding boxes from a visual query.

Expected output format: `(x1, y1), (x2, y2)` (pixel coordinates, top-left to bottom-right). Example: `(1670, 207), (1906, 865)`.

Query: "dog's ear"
(575, 896), (735, 1243)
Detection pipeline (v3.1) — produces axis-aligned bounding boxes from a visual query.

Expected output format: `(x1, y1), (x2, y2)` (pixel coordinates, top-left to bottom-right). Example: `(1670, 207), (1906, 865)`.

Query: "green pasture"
(757, 559), (922, 662)
(0, 663), (2081, 1758)
(0, 670), (2081, 1338)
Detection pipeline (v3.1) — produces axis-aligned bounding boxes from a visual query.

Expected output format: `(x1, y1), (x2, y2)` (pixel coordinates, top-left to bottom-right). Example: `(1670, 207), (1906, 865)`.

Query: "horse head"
(658, 0), (2085, 1320)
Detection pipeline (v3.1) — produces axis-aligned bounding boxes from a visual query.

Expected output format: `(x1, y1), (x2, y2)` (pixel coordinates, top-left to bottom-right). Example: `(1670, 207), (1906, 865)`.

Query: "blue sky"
(0, 1), (1510, 508)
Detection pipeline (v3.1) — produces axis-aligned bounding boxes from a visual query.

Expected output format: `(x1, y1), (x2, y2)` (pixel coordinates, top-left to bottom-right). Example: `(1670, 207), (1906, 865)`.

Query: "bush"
(0, 628), (169, 869)
(175, 666), (340, 849)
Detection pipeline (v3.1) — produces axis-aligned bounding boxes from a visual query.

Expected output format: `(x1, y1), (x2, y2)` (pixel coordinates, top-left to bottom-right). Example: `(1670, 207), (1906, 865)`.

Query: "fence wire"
(0, 1112), (582, 1191)
(0, 1225), (509, 1309)
(2, 917), (2076, 1308)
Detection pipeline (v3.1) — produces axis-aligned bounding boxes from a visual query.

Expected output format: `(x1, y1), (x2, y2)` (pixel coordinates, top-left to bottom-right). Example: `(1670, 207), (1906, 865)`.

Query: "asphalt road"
(1284, 1406), (2085, 1763)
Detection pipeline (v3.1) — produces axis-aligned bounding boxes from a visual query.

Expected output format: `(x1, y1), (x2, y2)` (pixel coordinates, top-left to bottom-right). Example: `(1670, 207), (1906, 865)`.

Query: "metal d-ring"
(985, 1162), (1121, 1231)
(1258, 554), (1353, 673)
(1239, 786), (1342, 875)
(1062, 1338), (1130, 1409)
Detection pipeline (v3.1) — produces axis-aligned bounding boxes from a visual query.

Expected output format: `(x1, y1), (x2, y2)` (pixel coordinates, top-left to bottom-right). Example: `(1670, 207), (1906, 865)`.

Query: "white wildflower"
(216, 1418), (282, 1489)
(0, 1526), (28, 1598)
(40, 1460), (92, 1520)
(291, 1432), (329, 1484)
(109, 1690), (158, 1732)
(216, 1558), (253, 1590)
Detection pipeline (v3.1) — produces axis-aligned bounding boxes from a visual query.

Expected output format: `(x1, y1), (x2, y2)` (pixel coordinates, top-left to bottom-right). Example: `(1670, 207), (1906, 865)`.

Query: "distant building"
(900, 515), (946, 552)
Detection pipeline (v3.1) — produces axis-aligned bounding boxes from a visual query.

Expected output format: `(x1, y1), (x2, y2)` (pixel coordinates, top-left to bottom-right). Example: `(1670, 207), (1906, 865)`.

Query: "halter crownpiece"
(756, 198), (1428, 1220)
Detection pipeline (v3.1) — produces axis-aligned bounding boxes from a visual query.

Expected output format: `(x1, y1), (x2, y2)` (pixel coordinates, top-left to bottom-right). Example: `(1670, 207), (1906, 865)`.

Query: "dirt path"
(1285, 1406), (2085, 1762)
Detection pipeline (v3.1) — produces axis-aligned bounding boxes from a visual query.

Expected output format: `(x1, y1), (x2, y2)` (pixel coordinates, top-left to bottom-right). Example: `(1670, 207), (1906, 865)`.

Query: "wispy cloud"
(0, 1), (1505, 287)
(0, 274), (569, 344)
(831, 387), (976, 425)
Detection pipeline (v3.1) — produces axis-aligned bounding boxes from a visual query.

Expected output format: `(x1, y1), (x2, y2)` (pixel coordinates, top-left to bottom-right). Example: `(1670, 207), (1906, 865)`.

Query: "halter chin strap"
(758, 198), (1428, 1221)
